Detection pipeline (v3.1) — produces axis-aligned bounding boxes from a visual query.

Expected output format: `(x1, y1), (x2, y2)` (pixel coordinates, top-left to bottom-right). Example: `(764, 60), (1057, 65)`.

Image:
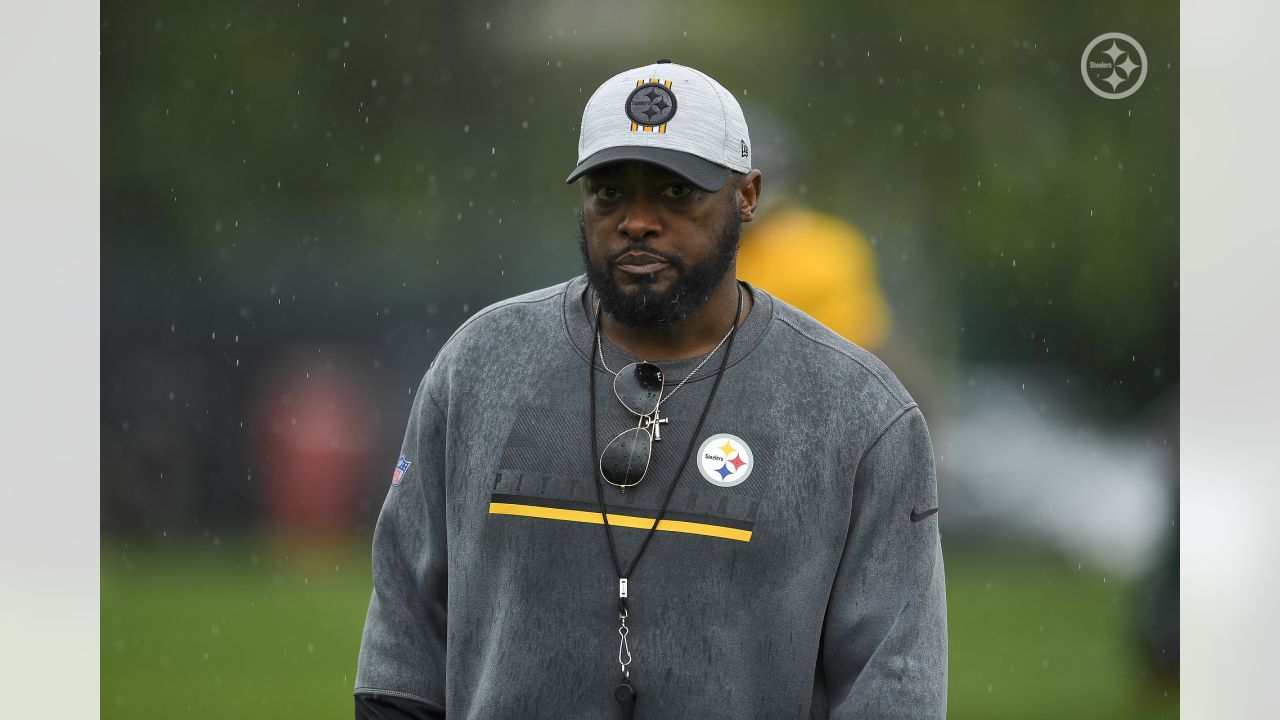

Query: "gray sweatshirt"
(355, 274), (947, 719)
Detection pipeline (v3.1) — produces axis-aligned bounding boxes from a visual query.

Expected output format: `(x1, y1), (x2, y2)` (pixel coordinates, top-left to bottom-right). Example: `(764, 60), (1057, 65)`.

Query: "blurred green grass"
(945, 544), (1177, 719)
(101, 536), (1177, 719)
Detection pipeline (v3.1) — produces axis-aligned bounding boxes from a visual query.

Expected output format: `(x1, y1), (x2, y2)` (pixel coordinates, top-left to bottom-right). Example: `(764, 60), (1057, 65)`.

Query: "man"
(354, 60), (947, 719)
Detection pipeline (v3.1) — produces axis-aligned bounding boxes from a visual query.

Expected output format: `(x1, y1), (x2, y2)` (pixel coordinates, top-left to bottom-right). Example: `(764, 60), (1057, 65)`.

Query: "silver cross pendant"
(642, 408), (669, 441)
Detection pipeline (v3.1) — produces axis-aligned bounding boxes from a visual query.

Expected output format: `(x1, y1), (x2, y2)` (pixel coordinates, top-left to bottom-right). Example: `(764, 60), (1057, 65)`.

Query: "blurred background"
(101, 1), (1178, 717)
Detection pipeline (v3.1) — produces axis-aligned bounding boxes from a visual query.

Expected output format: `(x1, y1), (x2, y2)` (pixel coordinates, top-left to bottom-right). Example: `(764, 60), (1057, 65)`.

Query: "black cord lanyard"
(588, 282), (743, 719)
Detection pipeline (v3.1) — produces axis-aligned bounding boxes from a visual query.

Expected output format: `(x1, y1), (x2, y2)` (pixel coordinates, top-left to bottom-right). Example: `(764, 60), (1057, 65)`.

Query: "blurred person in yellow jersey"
(737, 207), (891, 351)
(735, 107), (892, 352)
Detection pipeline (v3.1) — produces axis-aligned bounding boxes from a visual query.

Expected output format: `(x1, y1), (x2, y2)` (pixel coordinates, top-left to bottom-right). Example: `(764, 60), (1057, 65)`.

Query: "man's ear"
(736, 169), (763, 222)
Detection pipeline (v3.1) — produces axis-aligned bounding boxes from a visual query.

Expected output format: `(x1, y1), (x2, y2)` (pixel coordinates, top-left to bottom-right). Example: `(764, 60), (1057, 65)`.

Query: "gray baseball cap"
(566, 60), (752, 192)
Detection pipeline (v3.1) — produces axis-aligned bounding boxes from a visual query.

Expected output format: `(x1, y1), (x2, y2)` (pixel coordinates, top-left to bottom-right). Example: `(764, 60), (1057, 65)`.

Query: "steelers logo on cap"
(626, 82), (677, 127)
(697, 433), (754, 488)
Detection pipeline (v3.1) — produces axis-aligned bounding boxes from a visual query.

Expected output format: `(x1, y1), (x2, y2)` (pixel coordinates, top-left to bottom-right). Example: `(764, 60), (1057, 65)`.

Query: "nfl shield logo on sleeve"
(391, 455), (411, 487)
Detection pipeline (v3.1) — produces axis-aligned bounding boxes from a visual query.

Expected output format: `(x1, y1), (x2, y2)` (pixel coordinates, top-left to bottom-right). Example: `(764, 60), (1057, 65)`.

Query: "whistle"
(614, 681), (636, 720)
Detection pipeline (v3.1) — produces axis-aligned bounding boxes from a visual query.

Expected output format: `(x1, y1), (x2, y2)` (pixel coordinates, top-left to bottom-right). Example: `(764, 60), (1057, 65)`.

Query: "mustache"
(606, 246), (683, 269)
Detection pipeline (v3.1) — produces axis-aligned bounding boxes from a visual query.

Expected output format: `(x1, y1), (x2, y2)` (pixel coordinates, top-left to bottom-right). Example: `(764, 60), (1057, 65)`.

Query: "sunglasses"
(599, 362), (668, 491)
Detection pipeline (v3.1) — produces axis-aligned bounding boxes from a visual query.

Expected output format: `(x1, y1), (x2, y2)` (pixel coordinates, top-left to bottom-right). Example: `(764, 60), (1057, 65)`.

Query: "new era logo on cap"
(566, 60), (751, 192)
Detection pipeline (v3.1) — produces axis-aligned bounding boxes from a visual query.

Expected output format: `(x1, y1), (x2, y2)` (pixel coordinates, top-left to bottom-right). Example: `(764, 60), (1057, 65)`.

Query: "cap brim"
(565, 146), (731, 192)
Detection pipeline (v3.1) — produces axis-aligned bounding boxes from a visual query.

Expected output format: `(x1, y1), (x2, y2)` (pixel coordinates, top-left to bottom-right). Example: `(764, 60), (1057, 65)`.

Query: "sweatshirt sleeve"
(354, 371), (449, 716)
(821, 404), (948, 719)
(355, 691), (446, 719)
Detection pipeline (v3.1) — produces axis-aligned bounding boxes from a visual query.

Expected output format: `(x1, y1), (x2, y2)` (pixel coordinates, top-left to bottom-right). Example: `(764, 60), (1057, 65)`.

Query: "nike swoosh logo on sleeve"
(910, 507), (939, 523)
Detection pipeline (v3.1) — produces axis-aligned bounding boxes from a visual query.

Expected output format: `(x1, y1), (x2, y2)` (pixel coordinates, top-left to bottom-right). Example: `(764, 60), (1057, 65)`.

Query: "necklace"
(592, 289), (743, 405)
(587, 282), (744, 719)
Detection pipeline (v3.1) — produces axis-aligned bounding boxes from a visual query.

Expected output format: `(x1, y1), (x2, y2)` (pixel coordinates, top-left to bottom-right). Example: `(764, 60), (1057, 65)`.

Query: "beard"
(577, 207), (741, 329)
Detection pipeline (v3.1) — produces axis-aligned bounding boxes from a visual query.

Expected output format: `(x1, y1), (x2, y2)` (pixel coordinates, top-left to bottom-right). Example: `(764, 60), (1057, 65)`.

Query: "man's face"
(577, 161), (742, 328)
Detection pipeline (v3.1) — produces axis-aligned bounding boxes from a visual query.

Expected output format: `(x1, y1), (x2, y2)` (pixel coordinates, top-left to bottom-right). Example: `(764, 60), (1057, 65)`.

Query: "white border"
(1182, 1), (1280, 717)
(4, 1), (1279, 716)
(0, 0), (100, 717)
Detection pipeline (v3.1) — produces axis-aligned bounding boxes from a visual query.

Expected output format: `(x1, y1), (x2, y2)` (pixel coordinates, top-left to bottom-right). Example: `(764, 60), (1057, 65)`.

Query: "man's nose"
(618, 195), (661, 242)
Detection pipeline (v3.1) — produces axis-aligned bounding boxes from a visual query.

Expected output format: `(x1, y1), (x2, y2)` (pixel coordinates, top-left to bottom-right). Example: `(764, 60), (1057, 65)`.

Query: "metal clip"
(618, 613), (632, 675)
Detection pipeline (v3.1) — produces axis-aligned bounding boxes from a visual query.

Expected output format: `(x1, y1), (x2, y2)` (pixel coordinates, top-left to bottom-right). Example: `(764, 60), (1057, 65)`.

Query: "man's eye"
(661, 184), (692, 199)
(593, 187), (620, 201)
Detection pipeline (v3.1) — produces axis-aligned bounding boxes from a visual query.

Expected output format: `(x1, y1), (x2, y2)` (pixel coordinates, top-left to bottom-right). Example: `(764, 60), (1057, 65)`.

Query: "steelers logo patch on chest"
(626, 81), (677, 127)
(697, 433), (754, 488)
